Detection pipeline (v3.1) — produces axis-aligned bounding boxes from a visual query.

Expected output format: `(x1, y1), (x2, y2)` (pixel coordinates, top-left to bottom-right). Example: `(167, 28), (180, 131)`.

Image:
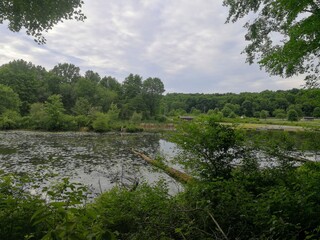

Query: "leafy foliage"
(223, 0), (320, 87)
(0, 0), (86, 43)
(287, 109), (299, 121)
(171, 116), (244, 179)
(0, 84), (21, 114)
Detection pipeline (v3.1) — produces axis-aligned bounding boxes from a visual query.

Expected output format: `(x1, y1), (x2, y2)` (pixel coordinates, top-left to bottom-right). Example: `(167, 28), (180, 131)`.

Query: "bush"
(0, 110), (21, 130)
(130, 111), (142, 124)
(95, 182), (182, 240)
(287, 109), (299, 121)
(92, 112), (111, 132)
(155, 115), (167, 123)
(0, 172), (45, 240)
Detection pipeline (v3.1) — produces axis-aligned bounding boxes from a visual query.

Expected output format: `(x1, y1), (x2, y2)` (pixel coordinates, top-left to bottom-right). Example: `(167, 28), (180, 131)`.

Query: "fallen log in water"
(131, 149), (193, 184)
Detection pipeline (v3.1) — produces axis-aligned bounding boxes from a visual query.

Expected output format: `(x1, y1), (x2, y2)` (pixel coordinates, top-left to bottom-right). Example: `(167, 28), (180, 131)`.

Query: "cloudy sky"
(0, 0), (304, 93)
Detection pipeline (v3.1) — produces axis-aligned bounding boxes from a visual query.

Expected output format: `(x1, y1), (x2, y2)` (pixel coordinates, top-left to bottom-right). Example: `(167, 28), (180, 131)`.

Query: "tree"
(0, 84), (21, 114)
(44, 95), (66, 130)
(130, 111), (142, 124)
(29, 102), (47, 129)
(0, 110), (21, 129)
(221, 105), (234, 118)
(241, 100), (254, 117)
(260, 110), (269, 120)
(142, 78), (165, 117)
(287, 109), (299, 121)
(313, 107), (320, 118)
(171, 116), (243, 180)
(122, 74), (143, 99)
(100, 76), (122, 93)
(85, 70), (101, 83)
(223, 0), (320, 87)
(92, 112), (110, 132)
(73, 97), (92, 116)
(107, 103), (120, 123)
(50, 63), (81, 84)
(0, 0), (86, 43)
(273, 109), (287, 119)
(74, 78), (97, 104)
(287, 104), (303, 117)
(0, 60), (46, 114)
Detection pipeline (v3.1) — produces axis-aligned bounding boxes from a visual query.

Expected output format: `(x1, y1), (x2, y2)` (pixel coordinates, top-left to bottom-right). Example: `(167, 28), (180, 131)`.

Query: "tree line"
(0, 59), (165, 131)
(162, 89), (320, 120)
(1, 59), (320, 131)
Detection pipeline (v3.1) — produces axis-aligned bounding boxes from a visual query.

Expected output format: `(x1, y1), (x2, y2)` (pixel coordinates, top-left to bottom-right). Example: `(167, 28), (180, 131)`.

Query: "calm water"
(0, 131), (181, 194)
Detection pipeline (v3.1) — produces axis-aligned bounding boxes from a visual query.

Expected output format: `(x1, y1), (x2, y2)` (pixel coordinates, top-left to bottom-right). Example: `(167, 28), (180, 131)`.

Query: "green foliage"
(85, 70), (101, 83)
(0, 0), (86, 43)
(74, 115), (91, 129)
(95, 182), (180, 240)
(51, 63), (81, 84)
(32, 178), (114, 240)
(107, 103), (120, 123)
(44, 95), (67, 131)
(171, 116), (243, 179)
(0, 60), (46, 114)
(0, 172), (45, 240)
(130, 111), (143, 124)
(179, 162), (320, 239)
(73, 97), (92, 116)
(142, 77), (165, 117)
(163, 89), (320, 121)
(155, 114), (167, 123)
(0, 110), (21, 129)
(259, 110), (269, 120)
(241, 99), (254, 117)
(313, 107), (320, 118)
(221, 105), (234, 117)
(0, 84), (21, 114)
(29, 102), (47, 129)
(92, 112), (111, 132)
(125, 125), (144, 133)
(287, 109), (299, 121)
(273, 108), (287, 119)
(190, 107), (201, 116)
(223, 0), (320, 87)
(99, 76), (122, 93)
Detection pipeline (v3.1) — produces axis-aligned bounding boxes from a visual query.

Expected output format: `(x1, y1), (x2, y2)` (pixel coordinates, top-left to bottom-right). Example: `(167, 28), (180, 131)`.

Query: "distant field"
(224, 118), (320, 131)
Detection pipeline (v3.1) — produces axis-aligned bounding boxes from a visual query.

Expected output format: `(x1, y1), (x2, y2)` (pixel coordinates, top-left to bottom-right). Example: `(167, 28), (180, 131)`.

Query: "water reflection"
(0, 131), (181, 194)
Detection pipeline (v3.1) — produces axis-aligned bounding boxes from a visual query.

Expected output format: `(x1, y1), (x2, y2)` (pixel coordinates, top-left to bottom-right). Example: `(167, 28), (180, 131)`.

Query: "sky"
(0, 0), (304, 94)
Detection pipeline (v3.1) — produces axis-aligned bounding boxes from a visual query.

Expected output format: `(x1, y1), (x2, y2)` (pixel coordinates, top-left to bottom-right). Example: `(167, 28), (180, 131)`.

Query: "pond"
(0, 131), (181, 195)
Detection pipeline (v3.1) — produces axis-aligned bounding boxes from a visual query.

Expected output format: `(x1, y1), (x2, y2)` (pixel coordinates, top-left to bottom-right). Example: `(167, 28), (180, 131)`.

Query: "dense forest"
(163, 90), (320, 119)
(0, 59), (165, 131)
(1, 59), (320, 131)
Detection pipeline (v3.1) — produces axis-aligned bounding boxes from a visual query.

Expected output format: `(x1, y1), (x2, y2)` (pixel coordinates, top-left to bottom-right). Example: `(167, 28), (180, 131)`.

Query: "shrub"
(0, 110), (21, 130)
(95, 182), (182, 240)
(287, 109), (299, 121)
(92, 112), (111, 132)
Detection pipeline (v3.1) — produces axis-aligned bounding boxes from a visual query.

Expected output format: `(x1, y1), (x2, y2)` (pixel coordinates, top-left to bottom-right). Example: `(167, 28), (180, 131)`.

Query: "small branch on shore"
(131, 149), (193, 184)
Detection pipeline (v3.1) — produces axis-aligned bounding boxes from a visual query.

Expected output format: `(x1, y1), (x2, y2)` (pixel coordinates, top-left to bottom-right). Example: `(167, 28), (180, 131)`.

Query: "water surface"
(0, 131), (181, 194)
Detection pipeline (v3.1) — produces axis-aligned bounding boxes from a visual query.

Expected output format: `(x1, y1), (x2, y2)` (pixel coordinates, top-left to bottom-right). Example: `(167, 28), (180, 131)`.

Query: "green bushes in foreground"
(2, 162), (320, 240)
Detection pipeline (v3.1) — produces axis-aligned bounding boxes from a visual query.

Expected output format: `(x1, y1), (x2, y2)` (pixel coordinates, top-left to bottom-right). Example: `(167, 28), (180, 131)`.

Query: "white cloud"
(0, 0), (304, 93)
